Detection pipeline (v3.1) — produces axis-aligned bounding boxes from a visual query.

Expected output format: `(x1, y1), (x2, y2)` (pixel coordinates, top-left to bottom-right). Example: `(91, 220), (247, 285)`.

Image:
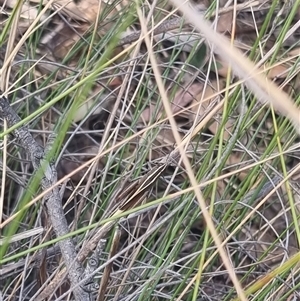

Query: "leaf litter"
(0, 0), (300, 300)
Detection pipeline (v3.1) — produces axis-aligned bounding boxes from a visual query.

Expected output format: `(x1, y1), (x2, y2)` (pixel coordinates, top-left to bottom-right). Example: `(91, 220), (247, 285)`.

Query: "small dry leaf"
(287, 47), (300, 57)
(139, 103), (159, 123)
(27, 0), (119, 23)
(189, 80), (225, 120)
(1, 0), (46, 20)
(188, 80), (235, 140)
(40, 0), (101, 22)
(139, 82), (203, 123)
(149, 128), (180, 161)
(215, 58), (290, 80)
(213, 58), (230, 77)
(226, 152), (249, 181)
(146, 127), (199, 165)
(0, 0), (47, 33)
(41, 22), (88, 59)
(216, 11), (233, 33)
(171, 83), (204, 114)
(264, 63), (289, 79)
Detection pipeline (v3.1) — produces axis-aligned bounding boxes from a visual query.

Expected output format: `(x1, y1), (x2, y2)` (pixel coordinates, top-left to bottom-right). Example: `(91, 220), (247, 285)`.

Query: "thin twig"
(238, 175), (283, 208)
(117, 17), (184, 47)
(35, 162), (167, 300)
(116, 1), (271, 47)
(0, 95), (90, 301)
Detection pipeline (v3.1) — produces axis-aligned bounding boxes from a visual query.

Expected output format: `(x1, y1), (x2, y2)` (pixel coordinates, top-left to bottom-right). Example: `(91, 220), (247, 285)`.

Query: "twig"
(237, 175), (283, 208)
(97, 228), (120, 301)
(0, 95), (90, 301)
(117, 17), (184, 47)
(116, 1), (270, 47)
(35, 162), (168, 300)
